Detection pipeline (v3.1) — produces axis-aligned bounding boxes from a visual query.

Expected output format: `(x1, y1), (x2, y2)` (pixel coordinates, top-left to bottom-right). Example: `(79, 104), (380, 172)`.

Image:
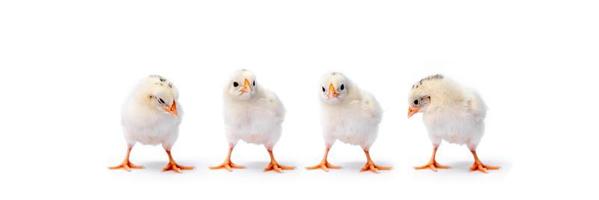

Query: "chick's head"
(408, 74), (444, 118)
(320, 72), (350, 104)
(144, 75), (179, 117)
(226, 69), (257, 101)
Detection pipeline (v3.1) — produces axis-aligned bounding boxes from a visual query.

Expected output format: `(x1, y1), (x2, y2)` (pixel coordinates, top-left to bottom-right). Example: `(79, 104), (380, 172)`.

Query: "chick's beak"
(240, 79), (251, 93)
(327, 83), (339, 98)
(166, 100), (178, 117)
(408, 106), (419, 118)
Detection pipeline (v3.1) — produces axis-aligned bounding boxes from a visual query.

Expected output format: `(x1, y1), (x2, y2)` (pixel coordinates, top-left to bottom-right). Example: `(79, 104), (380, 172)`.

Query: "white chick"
(110, 75), (193, 173)
(408, 74), (499, 173)
(210, 69), (294, 173)
(307, 72), (391, 173)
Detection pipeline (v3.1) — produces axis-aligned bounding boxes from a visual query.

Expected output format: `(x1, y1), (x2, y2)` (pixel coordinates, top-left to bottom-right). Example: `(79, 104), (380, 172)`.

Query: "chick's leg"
(469, 150), (499, 173)
(415, 145), (449, 172)
(360, 149), (392, 173)
(210, 144), (245, 171)
(306, 146), (341, 172)
(264, 148), (295, 173)
(162, 149), (194, 173)
(109, 145), (143, 171)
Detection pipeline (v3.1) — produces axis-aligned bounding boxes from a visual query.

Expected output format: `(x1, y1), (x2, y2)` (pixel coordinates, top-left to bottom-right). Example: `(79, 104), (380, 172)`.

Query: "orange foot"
(306, 161), (341, 172)
(109, 160), (143, 171)
(264, 160), (295, 173)
(210, 161), (245, 172)
(415, 161), (449, 172)
(361, 161), (392, 173)
(162, 161), (194, 173)
(470, 162), (499, 173)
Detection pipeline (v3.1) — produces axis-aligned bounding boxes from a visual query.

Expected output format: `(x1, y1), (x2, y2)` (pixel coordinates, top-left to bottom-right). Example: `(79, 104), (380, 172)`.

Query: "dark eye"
(252, 81), (256, 86)
(340, 84), (345, 91)
(322, 86), (326, 93)
(158, 98), (166, 105)
(414, 99), (419, 105)
(233, 82), (239, 87)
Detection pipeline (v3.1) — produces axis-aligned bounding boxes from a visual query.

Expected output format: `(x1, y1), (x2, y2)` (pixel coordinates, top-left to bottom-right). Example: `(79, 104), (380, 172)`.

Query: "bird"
(210, 69), (294, 173)
(307, 72), (391, 173)
(408, 74), (499, 173)
(109, 75), (193, 173)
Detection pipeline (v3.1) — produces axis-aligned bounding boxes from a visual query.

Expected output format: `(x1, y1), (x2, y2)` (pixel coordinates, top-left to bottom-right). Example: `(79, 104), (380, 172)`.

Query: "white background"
(1, 0), (598, 199)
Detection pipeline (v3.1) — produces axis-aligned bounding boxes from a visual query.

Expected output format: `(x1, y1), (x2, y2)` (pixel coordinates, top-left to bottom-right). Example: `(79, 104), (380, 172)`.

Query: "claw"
(109, 160), (144, 172)
(163, 161), (194, 173)
(360, 149), (391, 173)
(264, 149), (294, 173)
(306, 161), (341, 172)
(210, 161), (245, 172)
(110, 147), (143, 172)
(264, 161), (295, 173)
(470, 162), (499, 173)
(469, 150), (499, 173)
(361, 161), (392, 173)
(414, 161), (449, 172)
(162, 149), (193, 173)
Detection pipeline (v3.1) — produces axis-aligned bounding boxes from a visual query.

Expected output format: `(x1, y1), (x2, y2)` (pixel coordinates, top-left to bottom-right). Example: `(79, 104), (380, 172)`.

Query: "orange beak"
(408, 106), (419, 118)
(240, 79), (251, 93)
(167, 100), (178, 117)
(327, 83), (339, 98)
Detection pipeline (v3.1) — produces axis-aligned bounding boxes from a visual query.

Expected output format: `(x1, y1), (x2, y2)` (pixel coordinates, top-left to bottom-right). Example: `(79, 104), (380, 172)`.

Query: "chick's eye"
(340, 84), (345, 91)
(414, 99), (419, 105)
(322, 86), (326, 93)
(233, 82), (239, 87)
(252, 81), (256, 86)
(158, 98), (166, 105)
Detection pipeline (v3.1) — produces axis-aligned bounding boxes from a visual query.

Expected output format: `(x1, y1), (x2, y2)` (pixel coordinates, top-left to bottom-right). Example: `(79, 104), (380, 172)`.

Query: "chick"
(210, 69), (294, 173)
(307, 72), (391, 173)
(408, 74), (499, 173)
(110, 75), (193, 173)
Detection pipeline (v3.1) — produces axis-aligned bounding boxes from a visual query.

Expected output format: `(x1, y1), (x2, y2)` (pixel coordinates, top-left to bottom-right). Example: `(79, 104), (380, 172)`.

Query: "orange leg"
(360, 149), (392, 173)
(162, 149), (194, 173)
(470, 150), (499, 173)
(415, 145), (449, 172)
(306, 146), (341, 172)
(264, 148), (295, 173)
(210, 145), (245, 171)
(109, 146), (143, 171)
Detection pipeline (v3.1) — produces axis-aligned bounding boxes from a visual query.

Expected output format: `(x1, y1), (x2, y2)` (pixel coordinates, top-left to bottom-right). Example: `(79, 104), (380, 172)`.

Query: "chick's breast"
(224, 90), (284, 146)
(322, 92), (382, 148)
(424, 91), (486, 146)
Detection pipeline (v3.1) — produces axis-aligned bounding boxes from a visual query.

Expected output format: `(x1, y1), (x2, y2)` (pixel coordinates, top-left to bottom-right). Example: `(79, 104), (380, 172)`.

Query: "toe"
(367, 165), (379, 173)
(280, 165), (295, 170)
(307, 163), (329, 172)
(172, 166), (182, 173)
(376, 165), (392, 170)
(435, 164), (449, 169)
(486, 165), (500, 170)
(231, 163), (245, 169)
(328, 163), (341, 169)
(180, 165), (194, 170)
